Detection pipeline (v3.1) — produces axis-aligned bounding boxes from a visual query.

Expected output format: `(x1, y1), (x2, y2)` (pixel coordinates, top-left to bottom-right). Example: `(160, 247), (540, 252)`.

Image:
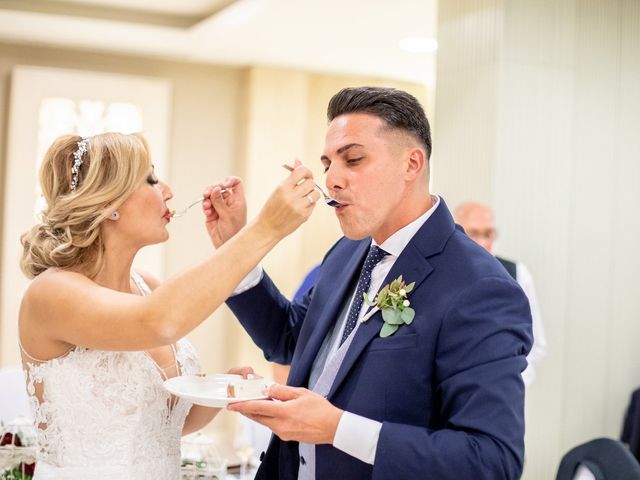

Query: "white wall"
(435, 1), (640, 478)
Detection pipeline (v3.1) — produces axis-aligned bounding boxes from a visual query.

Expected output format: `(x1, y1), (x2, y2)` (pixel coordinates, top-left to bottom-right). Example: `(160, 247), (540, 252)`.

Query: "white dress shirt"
(514, 262), (547, 386)
(231, 196), (441, 466)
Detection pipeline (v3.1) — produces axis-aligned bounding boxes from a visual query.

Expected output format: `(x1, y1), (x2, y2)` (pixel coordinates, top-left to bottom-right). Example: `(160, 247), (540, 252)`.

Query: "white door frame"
(1, 65), (172, 365)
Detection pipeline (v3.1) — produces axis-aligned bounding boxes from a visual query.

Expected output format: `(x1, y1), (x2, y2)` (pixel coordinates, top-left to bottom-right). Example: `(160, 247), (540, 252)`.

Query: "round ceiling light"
(399, 36), (438, 53)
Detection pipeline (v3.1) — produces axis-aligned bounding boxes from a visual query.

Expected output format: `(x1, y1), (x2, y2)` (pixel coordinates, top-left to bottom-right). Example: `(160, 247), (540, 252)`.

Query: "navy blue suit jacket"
(227, 199), (532, 480)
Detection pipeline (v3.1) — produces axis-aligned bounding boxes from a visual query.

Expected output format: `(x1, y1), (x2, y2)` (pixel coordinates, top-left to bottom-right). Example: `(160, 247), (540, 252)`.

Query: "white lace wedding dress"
(20, 272), (201, 479)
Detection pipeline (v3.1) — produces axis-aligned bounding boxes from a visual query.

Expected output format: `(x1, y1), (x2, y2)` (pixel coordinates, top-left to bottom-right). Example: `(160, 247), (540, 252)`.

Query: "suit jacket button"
(259, 451), (265, 461)
(300, 455), (307, 465)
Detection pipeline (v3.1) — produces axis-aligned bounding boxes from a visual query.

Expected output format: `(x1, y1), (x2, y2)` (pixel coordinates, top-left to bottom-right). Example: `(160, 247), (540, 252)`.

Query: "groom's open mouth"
(334, 203), (349, 213)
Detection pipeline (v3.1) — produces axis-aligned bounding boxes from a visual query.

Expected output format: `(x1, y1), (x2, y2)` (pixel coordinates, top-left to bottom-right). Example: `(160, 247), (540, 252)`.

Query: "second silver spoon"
(281, 164), (340, 208)
(171, 188), (232, 218)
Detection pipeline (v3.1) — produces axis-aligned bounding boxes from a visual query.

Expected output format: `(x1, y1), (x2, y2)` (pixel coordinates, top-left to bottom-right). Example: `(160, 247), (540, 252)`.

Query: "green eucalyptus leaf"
(401, 307), (415, 324)
(405, 282), (415, 293)
(363, 292), (374, 306)
(377, 290), (389, 306)
(380, 322), (399, 337)
(382, 308), (403, 325)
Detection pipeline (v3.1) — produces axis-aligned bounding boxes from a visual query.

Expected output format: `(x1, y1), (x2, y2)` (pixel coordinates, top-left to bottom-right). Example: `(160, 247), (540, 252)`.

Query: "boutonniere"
(360, 275), (415, 337)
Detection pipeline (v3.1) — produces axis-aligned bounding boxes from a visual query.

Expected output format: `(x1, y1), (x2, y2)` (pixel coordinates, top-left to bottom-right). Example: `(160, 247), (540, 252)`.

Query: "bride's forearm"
(182, 405), (221, 436)
(140, 169), (318, 345)
(143, 219), (281, 344)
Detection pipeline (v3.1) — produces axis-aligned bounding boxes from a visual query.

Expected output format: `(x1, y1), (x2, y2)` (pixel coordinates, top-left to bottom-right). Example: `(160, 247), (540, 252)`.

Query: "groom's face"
(321, 113), (412, 243)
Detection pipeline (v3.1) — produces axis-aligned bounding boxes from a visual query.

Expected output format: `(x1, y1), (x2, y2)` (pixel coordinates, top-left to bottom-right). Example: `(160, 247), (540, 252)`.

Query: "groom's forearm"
(371, 421), (521, 480)
(226, 273), (306, 365)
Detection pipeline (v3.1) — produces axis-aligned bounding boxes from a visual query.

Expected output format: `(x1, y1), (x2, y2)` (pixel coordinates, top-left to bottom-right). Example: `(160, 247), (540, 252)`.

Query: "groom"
(216, 87), (532, 480)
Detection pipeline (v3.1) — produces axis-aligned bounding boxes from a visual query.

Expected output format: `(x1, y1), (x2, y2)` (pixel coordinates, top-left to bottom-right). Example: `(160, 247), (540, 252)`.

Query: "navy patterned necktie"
(340, 245), (389, 345)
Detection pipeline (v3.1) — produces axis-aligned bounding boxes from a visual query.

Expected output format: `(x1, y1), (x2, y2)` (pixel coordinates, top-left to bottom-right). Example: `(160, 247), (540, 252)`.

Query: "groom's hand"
(203, 176), (247, 248)
(227, 384), (343, 445)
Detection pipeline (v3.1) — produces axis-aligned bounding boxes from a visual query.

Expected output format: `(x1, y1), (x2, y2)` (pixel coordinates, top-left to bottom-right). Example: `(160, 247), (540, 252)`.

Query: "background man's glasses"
(466, 229), (497, 241)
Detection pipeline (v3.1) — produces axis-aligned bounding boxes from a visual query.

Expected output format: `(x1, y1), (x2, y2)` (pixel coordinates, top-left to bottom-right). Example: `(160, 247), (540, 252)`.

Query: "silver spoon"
(170, 188), (231, 218)
(281, 164), (340, 207)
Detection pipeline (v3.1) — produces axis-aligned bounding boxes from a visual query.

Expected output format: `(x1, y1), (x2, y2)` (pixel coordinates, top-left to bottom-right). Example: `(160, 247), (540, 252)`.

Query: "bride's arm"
(136, 271), (223, 436)
(20, 167), (319, 353)
(182, 405), (222, 436)
(132, 272), (238, 437)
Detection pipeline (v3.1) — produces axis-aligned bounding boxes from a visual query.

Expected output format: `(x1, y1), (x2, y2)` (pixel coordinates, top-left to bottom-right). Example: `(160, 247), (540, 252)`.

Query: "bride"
(17, 132), (320, 479)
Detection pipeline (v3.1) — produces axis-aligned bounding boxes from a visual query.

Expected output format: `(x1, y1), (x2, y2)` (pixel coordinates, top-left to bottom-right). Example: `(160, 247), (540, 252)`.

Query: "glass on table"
(233, 418), (257, 480)
(180, 432), (227, 479)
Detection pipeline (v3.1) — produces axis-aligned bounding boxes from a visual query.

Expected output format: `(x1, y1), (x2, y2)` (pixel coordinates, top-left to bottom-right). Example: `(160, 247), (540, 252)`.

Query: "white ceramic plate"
(164, 374), (271, 408)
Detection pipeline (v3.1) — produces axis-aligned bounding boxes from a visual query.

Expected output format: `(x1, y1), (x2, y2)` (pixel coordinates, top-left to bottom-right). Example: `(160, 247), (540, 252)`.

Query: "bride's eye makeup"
(346, 156), (364, 166)
(147, 174), (159, 185)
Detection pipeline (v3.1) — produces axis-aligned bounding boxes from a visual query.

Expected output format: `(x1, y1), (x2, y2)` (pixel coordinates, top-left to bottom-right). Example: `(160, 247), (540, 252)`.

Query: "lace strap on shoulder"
(19, 338), (74, 363)
(19, 339), (48, 363)
(131, 270), (152, 296)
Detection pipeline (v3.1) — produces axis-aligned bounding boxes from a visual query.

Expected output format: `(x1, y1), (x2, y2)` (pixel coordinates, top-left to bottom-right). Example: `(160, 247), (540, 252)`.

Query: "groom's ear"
(404, 147), (426, 181)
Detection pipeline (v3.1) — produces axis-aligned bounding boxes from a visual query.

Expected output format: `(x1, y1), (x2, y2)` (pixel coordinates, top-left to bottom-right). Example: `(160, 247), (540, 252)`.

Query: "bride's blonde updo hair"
(21, 132), (151, 279)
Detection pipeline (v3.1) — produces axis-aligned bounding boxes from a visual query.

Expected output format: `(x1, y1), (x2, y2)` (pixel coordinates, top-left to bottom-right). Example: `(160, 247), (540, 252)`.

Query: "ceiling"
(0, 0), (438, 87)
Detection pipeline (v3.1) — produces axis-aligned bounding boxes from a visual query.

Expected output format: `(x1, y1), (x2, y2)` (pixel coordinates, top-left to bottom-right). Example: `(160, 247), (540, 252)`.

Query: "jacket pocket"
(367, 332), (418, 351)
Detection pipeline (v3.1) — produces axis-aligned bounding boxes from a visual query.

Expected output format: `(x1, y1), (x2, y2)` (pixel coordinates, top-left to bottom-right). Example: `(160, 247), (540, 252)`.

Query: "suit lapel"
(327, 198), (456, 398)
(288, 241), (370, 387)
(327, 242), (433, 397)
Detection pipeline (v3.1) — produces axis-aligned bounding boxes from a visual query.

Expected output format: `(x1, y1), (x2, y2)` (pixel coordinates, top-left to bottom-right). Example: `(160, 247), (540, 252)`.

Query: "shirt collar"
(373, 195), (440, 258)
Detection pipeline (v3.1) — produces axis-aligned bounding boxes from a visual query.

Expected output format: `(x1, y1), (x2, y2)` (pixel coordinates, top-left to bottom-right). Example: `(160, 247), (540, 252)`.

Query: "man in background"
(455, 202), (547, 385)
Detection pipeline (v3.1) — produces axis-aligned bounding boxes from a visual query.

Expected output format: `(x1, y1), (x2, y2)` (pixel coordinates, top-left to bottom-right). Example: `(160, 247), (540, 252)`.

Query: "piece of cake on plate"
(226, 379), (270, 398)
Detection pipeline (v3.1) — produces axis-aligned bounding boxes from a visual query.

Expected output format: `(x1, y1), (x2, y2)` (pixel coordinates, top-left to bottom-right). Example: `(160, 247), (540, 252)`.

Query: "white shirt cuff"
(230, 266), (263, 296)
(332, 412), (382, 465)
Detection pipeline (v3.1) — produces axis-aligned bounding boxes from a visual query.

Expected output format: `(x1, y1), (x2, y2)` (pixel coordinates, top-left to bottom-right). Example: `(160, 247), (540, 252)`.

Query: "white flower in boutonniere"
(360, 275), (416, 337)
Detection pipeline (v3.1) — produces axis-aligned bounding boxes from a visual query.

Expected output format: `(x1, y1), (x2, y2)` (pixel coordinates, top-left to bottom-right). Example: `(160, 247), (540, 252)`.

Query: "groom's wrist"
(332, 412), (382, 465)
(324, 407), (344, 444)
(230, 266), (263, 295)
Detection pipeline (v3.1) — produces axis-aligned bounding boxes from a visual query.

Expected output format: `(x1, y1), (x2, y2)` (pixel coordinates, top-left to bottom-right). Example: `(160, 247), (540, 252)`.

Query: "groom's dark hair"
(327, 86), (432, 159)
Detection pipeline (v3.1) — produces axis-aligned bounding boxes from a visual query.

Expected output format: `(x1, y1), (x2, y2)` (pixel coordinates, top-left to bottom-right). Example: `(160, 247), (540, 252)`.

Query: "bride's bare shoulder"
(23, 269), (94, 305)
(20, 269), (88, 356)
